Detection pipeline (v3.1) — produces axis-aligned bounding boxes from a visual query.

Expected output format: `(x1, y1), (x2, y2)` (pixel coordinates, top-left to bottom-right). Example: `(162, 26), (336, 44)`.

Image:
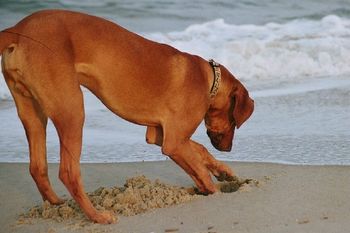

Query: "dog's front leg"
(190, 140), (236, 182)
(145, 126), (163, 146)
(161, 136), (218, 194)
(146, 126), (216, 193)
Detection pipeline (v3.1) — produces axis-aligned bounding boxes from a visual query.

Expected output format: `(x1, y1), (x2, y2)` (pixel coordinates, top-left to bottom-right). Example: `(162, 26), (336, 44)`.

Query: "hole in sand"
(217, 178), (255, 193)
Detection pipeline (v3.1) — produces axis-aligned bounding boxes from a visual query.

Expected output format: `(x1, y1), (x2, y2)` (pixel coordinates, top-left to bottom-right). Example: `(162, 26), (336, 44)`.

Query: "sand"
(1, 161), (349, 233)
(19, 175), (253, 225)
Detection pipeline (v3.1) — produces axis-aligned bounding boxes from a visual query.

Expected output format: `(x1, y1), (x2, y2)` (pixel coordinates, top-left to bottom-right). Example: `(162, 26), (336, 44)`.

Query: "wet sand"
(1, 161), (349, 233)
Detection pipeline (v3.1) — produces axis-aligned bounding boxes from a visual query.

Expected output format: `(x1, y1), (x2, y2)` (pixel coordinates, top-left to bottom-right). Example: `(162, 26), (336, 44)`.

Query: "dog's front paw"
(215, 173), (239, 183)
(91, 211), (117, 224)
(214, 164), (236, 182)
(196, 182), (218, 195)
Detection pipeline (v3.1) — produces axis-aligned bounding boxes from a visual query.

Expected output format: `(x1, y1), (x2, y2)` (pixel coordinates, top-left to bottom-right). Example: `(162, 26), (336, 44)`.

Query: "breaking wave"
(2, 15), (350, 100)
(147, 15), (350, 81)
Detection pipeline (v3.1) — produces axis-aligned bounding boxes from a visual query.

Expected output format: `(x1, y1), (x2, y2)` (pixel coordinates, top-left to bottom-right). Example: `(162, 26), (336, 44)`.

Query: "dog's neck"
(208, 59), (221, 98)
(207, 62), (236, 111)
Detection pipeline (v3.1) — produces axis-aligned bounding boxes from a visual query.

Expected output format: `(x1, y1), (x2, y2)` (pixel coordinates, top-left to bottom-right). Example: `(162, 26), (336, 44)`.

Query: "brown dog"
(0, 10), (254, 223)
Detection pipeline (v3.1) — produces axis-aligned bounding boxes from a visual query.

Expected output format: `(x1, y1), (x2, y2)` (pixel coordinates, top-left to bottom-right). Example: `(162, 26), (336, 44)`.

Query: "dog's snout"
(206, 126), (235, 152)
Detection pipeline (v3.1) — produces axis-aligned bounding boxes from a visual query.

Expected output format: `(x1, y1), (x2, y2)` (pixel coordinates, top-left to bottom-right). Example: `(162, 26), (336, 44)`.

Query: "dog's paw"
(52, 198), (66, 205)
(215, 172), (235, 182)
(91, 211), (117, 224)
(45, 196), (66, 205)
(214, 163), (235, 182)
(195, 182), (218, 195)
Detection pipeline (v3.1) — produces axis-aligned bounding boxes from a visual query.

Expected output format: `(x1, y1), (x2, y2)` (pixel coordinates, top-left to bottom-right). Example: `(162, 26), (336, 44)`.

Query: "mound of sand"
(20, 175), (254, 223)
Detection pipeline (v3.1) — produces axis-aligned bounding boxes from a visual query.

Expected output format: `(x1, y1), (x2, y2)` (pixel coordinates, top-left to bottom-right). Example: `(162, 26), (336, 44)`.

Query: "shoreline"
(2, 155), (350, 166)
(2, 159), (350, 167)
(1, 75), (349, 165)
(1, 161), (349, 233)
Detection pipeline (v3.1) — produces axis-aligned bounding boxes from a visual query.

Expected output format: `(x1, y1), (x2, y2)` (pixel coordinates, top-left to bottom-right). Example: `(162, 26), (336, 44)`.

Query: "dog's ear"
(232, 83), (254, 129)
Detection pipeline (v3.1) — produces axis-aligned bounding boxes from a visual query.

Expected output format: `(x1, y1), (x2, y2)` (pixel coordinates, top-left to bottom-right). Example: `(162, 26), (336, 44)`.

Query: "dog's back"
(2, 10), (208, 124)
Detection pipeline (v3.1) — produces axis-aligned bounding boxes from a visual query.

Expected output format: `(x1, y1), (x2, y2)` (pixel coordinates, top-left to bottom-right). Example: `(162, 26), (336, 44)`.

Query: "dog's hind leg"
(2, 72), (63, 204)
(44, 80), (115, 224)
(3, 39), (114, 223)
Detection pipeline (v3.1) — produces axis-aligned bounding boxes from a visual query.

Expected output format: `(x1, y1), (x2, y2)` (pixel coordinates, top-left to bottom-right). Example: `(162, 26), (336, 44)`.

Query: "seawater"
(0, 0), (349, 164)
(1, 1), (350, 99)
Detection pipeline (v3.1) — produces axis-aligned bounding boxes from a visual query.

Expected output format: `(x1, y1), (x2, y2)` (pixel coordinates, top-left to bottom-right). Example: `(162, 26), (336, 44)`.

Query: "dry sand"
(1, 161), (349, 233)
(19, 175), (252, 224)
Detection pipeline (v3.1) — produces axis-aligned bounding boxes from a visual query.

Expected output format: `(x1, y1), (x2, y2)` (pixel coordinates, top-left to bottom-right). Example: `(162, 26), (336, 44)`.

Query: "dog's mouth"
(206, 129), (234, 152)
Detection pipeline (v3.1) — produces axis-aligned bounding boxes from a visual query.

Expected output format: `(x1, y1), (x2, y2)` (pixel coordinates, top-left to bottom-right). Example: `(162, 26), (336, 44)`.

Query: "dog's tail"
(0, 29), (18, 55)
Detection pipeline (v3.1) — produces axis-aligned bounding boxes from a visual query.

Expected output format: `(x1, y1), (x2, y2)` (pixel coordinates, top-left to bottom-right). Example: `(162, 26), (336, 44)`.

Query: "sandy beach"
(1, 161), (349, 233)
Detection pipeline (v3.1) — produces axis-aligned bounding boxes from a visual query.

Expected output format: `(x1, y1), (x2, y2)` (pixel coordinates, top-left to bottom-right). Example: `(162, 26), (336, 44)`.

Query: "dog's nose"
(220, 143), (232, 152)
(212, 140), (232, 152)
(207, 129), (234, 152)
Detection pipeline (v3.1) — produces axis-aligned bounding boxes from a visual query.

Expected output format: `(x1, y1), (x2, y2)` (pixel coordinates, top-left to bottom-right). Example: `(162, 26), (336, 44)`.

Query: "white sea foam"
(146, 15), (350, 81)
(1, 15), (350, 100)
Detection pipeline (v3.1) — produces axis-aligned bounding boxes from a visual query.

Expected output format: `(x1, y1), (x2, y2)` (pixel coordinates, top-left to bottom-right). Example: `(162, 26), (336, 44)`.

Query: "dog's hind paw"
(45, 196), (66, 205)
(91, 211), (117, 224)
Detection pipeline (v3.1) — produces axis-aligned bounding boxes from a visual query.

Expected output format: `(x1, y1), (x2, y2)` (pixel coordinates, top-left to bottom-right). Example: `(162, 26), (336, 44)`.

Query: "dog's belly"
(76, 62), (164, 127)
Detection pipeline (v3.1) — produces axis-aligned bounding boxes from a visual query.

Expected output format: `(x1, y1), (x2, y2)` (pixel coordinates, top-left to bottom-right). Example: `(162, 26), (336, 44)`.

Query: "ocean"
(0, 0), (349, 164)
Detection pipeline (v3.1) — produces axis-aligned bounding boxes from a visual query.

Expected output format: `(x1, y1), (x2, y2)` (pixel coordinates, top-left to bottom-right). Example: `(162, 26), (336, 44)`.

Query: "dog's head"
(205, 67), (254, 152)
